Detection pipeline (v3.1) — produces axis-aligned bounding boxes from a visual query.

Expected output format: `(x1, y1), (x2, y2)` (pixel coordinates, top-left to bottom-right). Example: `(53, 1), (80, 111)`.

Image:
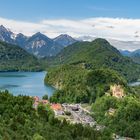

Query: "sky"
(0, 0), (140, 43)
(1, 0), (140, 20)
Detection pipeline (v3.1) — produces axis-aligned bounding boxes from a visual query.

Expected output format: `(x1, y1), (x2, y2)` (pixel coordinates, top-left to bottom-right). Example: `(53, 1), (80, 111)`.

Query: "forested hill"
(0, 41), (41, 71)
(48, 38), (140, 82)
(45, 65), (127, 103)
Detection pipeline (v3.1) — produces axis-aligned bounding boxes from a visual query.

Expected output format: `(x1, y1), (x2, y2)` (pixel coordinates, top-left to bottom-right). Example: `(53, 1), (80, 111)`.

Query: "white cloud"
(1, 17), (140, 43)
(0, 17), (47, 36)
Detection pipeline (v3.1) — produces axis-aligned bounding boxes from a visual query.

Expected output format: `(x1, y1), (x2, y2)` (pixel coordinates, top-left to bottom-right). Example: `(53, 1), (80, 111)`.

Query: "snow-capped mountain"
(0, 25), (77, 57)
(0, 25), (16, 44)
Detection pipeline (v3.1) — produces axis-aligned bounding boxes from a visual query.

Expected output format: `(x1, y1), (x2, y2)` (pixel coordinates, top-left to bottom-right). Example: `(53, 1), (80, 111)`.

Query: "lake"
(0, 72), (55, 98)
(129, 81), (140, 86)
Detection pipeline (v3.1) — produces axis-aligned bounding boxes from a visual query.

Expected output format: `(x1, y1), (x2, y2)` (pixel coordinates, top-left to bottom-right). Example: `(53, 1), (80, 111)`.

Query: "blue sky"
(0, 0), (140, 49)
(0, 0), (140, 21)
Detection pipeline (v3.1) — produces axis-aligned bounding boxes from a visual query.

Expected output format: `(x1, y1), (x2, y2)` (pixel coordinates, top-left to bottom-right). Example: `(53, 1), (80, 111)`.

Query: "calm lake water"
(0, 72), (55, 98)
(129, 81), (140, 86)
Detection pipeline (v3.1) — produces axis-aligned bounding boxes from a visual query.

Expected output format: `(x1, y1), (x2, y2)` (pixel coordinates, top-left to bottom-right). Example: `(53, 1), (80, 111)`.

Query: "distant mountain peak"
(58, 34), (72, 38)
(0, 25), (16, 43)
(94, 38), (108, 42)
(119, 50), (131, 56)
(33, 32), (44, 37)
(0, 26), (77, 57)
(31, 32), (51, 40)
(0, 25), (11, 33)
(54, 34), (77, 47)
(0, 25), (7, 30)
(34, 32), (43, 35)
(16, 33), (25, 37)
(55, 34), (74, 39)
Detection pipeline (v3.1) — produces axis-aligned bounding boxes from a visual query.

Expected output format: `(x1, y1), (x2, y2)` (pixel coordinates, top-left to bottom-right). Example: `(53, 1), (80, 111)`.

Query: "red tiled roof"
(51, 104), (62, 111)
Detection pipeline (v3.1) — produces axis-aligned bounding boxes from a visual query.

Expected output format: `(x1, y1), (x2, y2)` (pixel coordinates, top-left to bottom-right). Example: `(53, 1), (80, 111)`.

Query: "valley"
(1, 0), (140, 139)
(0, 26), (140, 140)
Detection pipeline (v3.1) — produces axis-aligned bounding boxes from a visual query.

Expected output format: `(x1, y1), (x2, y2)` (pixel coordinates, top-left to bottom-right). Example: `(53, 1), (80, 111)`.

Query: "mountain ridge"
(0, 25), (77, 57)
(53, 34), (77, 47)
(120, 49), (140, 64)
(48, 38), (140, 82)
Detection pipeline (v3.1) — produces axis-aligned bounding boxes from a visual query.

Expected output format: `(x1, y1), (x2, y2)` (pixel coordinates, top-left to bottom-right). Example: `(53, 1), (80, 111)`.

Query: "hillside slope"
(45, 64), (127, 103)
(48, 38), (140, 82)
(0, 41), (41, 71)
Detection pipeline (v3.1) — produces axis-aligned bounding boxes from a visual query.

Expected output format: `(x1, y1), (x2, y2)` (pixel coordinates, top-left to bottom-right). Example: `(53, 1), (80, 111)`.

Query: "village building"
(34, 96), (40, 102)
(33, 96), (40, 109)
(51, 103), (64, 115)
(110, 84), (125, 99)
(33, 96), (49, 109)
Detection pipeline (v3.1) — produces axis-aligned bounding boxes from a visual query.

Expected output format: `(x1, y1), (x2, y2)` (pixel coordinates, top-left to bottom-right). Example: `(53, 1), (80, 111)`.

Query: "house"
(34, 96), (40, 102)
(51, 103), (62, 110)
(33, 96), (49, 109)
(51, 103), (64, 115)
